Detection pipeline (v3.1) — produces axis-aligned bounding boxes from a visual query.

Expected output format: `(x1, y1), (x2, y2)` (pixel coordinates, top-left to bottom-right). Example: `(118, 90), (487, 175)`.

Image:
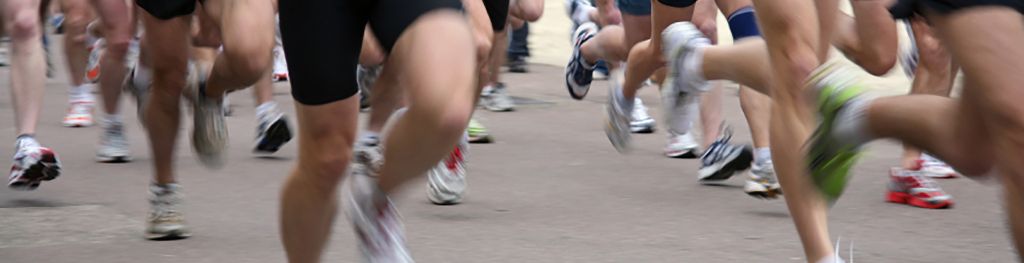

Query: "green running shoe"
(467, 118), (493, 144)
(806, 63), (867, 204)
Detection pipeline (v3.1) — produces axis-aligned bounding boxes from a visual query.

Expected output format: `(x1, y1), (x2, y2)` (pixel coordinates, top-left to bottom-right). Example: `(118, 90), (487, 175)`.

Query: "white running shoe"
(63, 99), (95, 127)
(482, 83), (516, 112)
(428, 133), (468, 205)
(630, 98), (656, 133)
(96, 119), (132, 163)
(604, 80), (632, 153)
(744, 161), (782, 199)
(185, 63), (227, 168)
(8, 139), (61, 190)
(345, 171), (414, 263)
(919, 154), (958, 178)
(662, 22), (711, 94)
(146, 183), (190, 240)
(664, 131), (699, 158)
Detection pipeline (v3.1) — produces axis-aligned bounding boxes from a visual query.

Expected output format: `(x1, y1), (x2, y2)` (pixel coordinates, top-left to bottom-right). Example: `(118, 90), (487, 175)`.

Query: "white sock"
(617, 88), (634, 115)
(69, 85), (93, 102)
(255, 102), (278, 119)
(102, 113), (123, 127)
(15, 135), (40, 150)
(833, 97), (875, 146)
(668, 94), (700, 135)
(754, 147), (771, 165)
(572, 2), (596, 24)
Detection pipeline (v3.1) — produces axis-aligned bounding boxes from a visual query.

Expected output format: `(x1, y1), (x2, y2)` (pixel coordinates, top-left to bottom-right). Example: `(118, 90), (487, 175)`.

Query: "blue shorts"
(617, 0), (651, 15)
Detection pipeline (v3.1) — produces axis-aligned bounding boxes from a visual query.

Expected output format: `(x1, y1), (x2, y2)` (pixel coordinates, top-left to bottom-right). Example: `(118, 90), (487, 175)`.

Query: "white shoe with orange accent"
(63, 99), (95, 127)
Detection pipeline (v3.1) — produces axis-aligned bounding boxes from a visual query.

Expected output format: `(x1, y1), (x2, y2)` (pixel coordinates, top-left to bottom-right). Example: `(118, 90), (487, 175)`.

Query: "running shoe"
(357, 65), (382, 110)
(254, 110), (293, 154)
(8, 140), (61, 190)
(272, 46), (289, 81)
(467, 118), (493, 144)
(564, 0), (593, 39)
(565, 22), (598, 100)
(85, 39), (104, 83)
(630, 98), (656, 133)
(887, 167), (953, 209)
(745, 161), (782, 199)
(63, 99), (95, 127)
(593, 61), (610, 80)
(507, 56), (528, 73)
(604, 79), (632, 153)
(482, 83), (515, 112)
(185, 63), (227, 168)
(918, 154), (959, 179)
(664, 131), (699, 158)
(806, 64), (867, 203)
(662, 22), (711, 94)
(146, 183), (191, 240)
(345, 169), (413, 263)
(697, 125), (753, 181)
(428, 133), (468, 205)
(96, 119), (132, 163)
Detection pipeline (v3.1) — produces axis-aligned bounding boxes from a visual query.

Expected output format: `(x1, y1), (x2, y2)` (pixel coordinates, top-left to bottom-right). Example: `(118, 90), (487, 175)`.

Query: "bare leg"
(740, 87), (770, 148)
(3, 0), (46, 136)
(700, 38), (772, 94)
(376, 11), (476, 193)
(699, 84), (723, 146)
(510, 0), (544, 22)
(367, 66), (403, 134)
(751, 0), (834, 260)
(620, 13), (651, 52)
(200, 0), (274, 97)
(253, 64), (274, 105)
(830, 0), (897, 76)
(92, 0), (132, 115)
(59, 0), (91, 88)
(140, 13), (190, 185)
(580, 25), (628, 66)
(901, 18), (954, 168)
(621, 0), (693, 100)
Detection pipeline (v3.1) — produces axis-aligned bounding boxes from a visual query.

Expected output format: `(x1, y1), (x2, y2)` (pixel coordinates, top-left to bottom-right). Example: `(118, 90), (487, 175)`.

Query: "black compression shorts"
(657, 0), (697, 8)
(890, 0), (1024, 19)
(136, 0), (203, 20)
(484, 0), (510, 31)
(279, 0), (463, 105)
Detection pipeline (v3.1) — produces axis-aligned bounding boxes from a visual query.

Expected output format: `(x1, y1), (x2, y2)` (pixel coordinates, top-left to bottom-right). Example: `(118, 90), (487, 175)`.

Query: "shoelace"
(701, 124), (735, 166)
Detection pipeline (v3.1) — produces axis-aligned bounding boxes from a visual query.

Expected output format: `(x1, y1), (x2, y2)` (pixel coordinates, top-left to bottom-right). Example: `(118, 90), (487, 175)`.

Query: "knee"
(8, 10), (41, 40)
(303, 147), (353, 185)
(224, 44), (274, 84)
(103, 35), (131, 58)
(149, 60), (188, 94)
(475, 36), (493, 65)
(62, 13), (90, 41)
(515, 3), (544, 22)
(860, 53), (896, 76)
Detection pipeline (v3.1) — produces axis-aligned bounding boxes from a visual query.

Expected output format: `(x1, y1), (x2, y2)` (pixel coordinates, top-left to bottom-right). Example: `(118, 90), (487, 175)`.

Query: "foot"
(186, 63), (228, 168)
(697, 126), (753, 182)
(63, 99), (95, 127)
(745, 161), (782, 199)
(467, 118), (493, 144)
(481, 83), (515, 112)
(272, 46), (289, 81)
(918, 154), (959, 178)
(565, 22), (598, 100)
(806, 64), (867, 203)
(357, 65), (382, 110)
(507, 56), (529, 73)
(664, 131), (699, 159)
(254, 110), (293, 154)
(146, 183), (191, 240)
(96, 119), (132, 163)
(662, 22), (711, 94)
(345, 172), (414, 263)
(630, 98), (656, 133)
(887, 167), (953, 209)
(8, 139), (61, 190)
(604, 83), (632, 153)
(428, 133), (468, 205)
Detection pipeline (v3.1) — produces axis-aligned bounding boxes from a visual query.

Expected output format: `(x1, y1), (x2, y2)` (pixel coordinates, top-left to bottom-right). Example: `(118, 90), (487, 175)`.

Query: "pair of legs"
(277, 0), (476, 260)
(839, 6), (1024, 257)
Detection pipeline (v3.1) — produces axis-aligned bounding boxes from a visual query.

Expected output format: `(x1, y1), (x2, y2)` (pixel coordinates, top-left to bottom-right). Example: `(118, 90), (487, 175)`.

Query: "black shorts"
(136, 0), (202, 20)
(890, 0), (1024, 19)
(279, 0), (463, 105)
(483, 0), (510, 32)
(657, 0), (697, 8)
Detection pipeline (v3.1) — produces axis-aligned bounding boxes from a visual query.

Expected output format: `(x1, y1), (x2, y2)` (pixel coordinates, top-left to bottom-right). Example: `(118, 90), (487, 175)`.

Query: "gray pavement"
(0, 36), (1017, 262)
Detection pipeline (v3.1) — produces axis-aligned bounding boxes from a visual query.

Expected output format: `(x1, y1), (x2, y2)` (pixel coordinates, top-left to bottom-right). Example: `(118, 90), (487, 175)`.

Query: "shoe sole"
(745, 186), (783, 199)
(468, 134), (493, 144)
(255, 118), (293, 154)
(665, 149), (699, 159)
(697, 146), (753, 181)
(146, 228), (192, 241)
(96, 154), (132, 163)
(8, 153), (61, 190)
(886, 191), (952, 209)
(630, 124), (655, 134)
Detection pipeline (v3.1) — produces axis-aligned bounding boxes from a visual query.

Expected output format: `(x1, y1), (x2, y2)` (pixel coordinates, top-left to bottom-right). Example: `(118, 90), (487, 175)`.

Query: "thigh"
(279, 0), (366, 105)
(201, 0), (274, 54)
(650, 0), (694, 50)
(368, 0), (461, 53)
(621, 13), (651, 49)
(91, 0), (132, 40)
(139, 11), (190, 83)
